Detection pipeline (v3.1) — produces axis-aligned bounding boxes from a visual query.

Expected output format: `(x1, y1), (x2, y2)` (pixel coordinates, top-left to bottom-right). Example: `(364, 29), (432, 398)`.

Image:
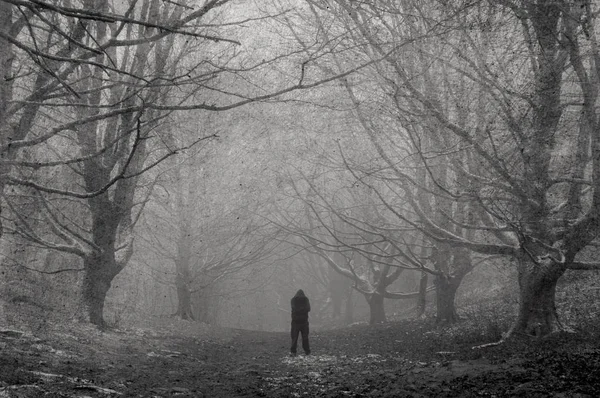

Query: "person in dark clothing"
(290, 289), (311, 356)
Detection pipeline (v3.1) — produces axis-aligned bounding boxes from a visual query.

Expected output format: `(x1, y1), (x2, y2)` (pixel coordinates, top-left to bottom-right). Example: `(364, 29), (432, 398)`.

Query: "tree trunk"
(368, 292), (386, 324)
(434, 247), (472, 323)
(174, 242), (194, 320)
(254, 294), (264, 330)
(0, 3), (14, 241)
(344, 286), (354, 324)
(416, 271), (428, 318)
(509, 257), (566, 337)
(193, 286), (212, 324)
(82, 253), (120, 328)
(175, 278), (194, 320)
(435, 275), (460, 323)
(0, 2), (12, 131)
(331, 276), (344, 319)
(332, 296), (342, 317)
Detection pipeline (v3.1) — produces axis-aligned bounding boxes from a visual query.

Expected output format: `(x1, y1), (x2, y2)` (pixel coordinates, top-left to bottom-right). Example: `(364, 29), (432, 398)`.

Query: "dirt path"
(1, 321), (599, 397)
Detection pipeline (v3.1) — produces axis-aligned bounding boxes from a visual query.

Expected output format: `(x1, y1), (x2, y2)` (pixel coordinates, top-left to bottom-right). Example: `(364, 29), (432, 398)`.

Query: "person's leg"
(301, 322), (310, 355)
(290, 322), (300, 355)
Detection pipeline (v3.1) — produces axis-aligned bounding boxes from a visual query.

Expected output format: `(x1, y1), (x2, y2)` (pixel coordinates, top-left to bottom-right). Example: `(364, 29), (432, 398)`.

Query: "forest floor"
(1, 317), (599, 397)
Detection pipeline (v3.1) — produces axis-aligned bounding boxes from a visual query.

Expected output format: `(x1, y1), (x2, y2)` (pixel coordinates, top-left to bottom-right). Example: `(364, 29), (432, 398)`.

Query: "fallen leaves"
(1, 319), (600, 397)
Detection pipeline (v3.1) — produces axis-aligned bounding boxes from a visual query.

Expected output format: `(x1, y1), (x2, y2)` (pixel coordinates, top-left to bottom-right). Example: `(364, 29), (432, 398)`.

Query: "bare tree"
(135, 133), (292, 322)
(0, 0), (375, 327)
(300, 0), (600, 339)
(271, 166), (436, 325)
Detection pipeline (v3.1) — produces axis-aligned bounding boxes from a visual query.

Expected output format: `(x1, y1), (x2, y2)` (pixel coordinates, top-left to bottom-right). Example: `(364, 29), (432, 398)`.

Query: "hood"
(294, 289), (306, 297)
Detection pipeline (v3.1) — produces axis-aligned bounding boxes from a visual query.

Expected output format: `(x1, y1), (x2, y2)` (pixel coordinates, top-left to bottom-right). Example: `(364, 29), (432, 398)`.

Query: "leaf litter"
(0, 319), (599, 397)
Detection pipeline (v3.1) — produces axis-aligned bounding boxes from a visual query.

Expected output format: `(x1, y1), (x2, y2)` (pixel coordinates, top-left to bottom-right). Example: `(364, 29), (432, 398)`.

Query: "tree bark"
(344, 286), (354, 324)
(174, 208), (194, 320)
(509, 257), (566, 337)
(329, 268), (345, 318)
(435, 275), (460, 323)
(0, 2), (13, 238)
(81, 198), (127, 328)
(367, 292), (385, 324)
(416, 271), (428, 318)
(175, 272), (194, 320)
(82, 253), (120, 328)
(193, 287), (213, 324)
(0, 2), (11, 128)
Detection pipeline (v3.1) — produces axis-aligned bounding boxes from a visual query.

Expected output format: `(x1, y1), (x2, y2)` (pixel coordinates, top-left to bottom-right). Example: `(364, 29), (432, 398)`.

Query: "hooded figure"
(290, 289), (311, 356)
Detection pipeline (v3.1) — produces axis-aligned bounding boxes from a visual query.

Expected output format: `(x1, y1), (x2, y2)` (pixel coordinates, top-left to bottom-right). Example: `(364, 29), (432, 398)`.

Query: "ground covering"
(0, 317), (599, 397)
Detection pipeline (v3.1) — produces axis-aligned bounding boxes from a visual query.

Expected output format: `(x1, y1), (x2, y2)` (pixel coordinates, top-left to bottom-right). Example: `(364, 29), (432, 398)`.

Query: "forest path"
(1, 320), (599, 397)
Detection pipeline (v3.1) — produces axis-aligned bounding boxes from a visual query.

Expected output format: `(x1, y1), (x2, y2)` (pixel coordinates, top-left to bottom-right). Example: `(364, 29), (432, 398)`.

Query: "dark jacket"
(291, 289), (310, 323)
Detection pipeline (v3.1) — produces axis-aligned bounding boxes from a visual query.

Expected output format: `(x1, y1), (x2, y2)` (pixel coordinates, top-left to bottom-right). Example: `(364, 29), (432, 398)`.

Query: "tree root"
(472, 324), (577, 350)
(472, 337), (507, 350)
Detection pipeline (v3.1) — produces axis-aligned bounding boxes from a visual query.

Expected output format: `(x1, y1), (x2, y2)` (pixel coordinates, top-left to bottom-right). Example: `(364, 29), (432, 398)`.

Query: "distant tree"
(135, 120), (294, 322)
(272, 167), (435, 325)
(268, 0), (472, 324)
